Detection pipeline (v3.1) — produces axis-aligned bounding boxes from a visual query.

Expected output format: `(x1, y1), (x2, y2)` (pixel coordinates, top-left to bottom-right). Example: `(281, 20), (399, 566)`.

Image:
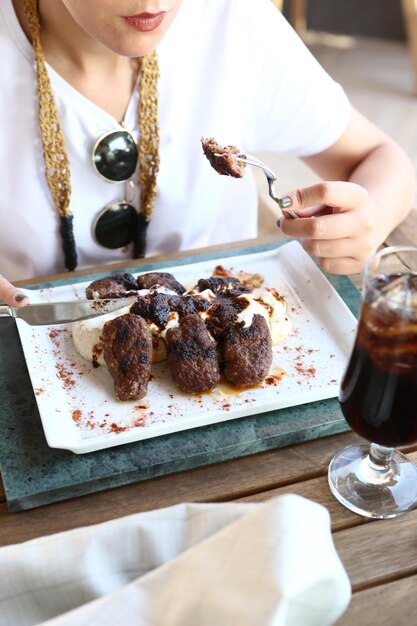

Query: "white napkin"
(0, 495), (350, 626)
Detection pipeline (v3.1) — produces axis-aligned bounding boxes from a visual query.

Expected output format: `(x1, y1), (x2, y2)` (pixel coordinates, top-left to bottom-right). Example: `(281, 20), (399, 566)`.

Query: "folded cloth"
(0, 495), (351, 626)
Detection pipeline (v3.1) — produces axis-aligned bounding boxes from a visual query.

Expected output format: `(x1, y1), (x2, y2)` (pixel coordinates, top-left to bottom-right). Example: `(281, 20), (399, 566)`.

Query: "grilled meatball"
(86, 273), (138, 299)
(170, 294), (212, 317)
(130, 291), (173, 328)
(201, 137), (246, 178)
(197, 276), (251, 296)
(131, 292), (211, 328)
(219, 314), (273, 388)
(136, 272), (186, 295)
(212, 265), (264, 288)
(102, 313), (152, 401)
(166, 314), (220, 393)
(204, 298), (248, 342)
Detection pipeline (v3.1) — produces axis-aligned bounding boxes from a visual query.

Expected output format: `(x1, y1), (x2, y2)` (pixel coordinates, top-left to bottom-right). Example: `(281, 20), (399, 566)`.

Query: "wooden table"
(1, 210), (417, 625)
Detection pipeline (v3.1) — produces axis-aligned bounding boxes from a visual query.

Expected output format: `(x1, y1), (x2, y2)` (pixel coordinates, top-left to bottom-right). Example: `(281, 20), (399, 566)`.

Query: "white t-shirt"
(0, 0), (350, 281)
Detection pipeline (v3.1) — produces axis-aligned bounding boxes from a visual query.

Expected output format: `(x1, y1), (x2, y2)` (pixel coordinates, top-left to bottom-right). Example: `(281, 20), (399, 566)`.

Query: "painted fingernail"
(15, 294), (28, 303)
(279, 196), (293, 209)
(276, 218), (282, 229)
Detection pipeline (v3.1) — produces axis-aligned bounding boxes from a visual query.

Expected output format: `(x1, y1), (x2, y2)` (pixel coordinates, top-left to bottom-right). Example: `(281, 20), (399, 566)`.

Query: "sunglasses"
(91, 129), (140, 250)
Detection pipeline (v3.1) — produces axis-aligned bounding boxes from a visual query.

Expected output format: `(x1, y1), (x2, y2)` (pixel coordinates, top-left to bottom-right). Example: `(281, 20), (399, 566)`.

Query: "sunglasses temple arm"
(133, 213), (149, 259)
(59, 215), (78, 271)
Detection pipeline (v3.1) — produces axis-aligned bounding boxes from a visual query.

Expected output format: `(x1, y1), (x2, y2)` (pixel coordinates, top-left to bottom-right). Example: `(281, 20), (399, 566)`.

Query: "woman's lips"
(124, 12), (166, 32)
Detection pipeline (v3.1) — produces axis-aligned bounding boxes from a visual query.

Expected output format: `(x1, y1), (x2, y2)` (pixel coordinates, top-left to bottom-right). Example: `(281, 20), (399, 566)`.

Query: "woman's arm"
(278, 106), (415, 274)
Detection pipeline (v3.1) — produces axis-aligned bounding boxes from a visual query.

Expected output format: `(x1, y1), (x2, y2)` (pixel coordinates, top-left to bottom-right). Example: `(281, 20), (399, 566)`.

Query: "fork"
(227, 153), (299, 219)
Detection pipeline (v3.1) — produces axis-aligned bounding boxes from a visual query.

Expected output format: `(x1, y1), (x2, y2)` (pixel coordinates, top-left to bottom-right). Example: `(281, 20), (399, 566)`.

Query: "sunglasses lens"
(93, 130), (138, 182)
(94, 202), (138, 249)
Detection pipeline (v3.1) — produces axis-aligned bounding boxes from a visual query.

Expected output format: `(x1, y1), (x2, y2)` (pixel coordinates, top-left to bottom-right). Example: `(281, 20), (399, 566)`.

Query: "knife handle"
(0, 305), (15, 318)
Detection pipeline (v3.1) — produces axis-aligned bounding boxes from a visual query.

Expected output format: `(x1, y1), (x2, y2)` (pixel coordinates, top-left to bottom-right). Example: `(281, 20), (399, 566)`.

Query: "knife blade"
(0, 298), (136, 326)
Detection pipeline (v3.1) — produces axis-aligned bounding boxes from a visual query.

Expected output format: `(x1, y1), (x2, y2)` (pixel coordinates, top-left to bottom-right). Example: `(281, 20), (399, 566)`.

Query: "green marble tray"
(0, 242), (359, 511)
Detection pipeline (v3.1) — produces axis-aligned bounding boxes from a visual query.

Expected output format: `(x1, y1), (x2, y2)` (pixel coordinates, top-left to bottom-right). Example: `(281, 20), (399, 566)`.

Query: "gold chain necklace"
(23, 0), (160, 270)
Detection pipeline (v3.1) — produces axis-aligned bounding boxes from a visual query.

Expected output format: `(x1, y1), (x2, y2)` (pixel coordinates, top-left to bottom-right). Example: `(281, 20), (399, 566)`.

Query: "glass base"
(328, 444), (417, 519)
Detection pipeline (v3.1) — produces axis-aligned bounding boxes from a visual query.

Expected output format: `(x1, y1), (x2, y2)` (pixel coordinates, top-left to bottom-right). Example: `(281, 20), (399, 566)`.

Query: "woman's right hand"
(0, 275), (30, 307)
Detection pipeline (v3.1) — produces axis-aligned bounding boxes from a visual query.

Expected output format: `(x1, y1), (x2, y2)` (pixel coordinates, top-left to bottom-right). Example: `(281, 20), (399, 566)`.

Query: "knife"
(0, 298), (137, 326)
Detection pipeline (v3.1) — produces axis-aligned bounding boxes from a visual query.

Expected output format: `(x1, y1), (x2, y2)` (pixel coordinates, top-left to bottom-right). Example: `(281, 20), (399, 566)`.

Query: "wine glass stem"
(368, 443), (394, 472)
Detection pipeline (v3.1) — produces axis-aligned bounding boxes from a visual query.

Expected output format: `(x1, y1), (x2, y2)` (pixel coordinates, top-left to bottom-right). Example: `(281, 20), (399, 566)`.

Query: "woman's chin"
(105, 37), (161, 58)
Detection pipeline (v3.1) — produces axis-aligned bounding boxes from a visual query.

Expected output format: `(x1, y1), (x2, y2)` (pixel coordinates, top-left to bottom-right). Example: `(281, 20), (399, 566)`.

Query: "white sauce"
(72, 285), (291, 367)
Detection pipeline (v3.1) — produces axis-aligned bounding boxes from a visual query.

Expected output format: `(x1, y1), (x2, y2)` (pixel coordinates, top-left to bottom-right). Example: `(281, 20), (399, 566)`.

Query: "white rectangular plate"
(16, 241), (357, 454)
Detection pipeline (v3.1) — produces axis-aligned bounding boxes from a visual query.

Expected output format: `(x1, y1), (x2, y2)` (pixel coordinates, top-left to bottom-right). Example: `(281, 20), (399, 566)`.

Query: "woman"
(0, 0), (414, 306)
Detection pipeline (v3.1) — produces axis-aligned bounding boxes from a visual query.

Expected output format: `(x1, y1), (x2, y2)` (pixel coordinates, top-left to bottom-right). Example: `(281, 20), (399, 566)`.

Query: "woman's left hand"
(278, 180), (375, 274)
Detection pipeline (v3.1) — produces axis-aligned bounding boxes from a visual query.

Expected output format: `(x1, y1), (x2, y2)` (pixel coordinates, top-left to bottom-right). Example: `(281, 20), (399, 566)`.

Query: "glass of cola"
(328, 245), (417, 518)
